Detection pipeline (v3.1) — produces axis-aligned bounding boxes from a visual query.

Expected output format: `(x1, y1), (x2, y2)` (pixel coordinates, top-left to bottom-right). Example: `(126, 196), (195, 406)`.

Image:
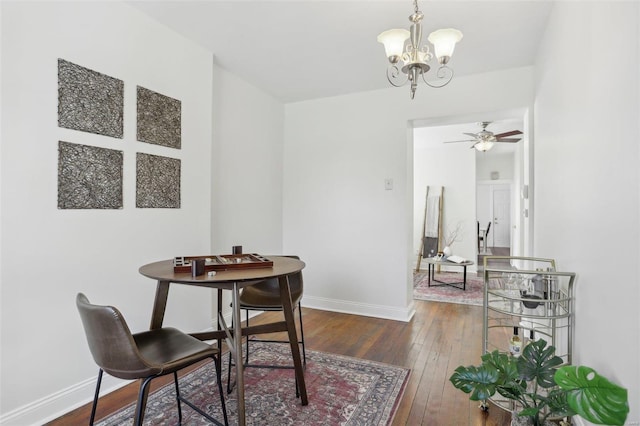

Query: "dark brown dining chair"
(478, 221), (491, 252)
(226, 255), (306, 395)
(76, 293), (228, 426)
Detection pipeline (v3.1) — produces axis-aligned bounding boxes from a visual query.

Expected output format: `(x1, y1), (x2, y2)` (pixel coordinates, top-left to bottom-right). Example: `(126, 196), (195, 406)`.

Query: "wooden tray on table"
(173, 253), (273, 273)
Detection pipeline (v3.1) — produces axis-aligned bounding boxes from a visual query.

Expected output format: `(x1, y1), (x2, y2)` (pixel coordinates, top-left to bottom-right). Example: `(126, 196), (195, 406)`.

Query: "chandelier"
(377, 0), (463, 99)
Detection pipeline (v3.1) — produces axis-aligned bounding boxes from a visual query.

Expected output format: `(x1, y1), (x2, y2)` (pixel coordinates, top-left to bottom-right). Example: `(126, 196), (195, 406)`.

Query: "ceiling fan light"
(378, 29), (410, 63)
(427, 28), (463, 64)
(475, 141), (495, 152)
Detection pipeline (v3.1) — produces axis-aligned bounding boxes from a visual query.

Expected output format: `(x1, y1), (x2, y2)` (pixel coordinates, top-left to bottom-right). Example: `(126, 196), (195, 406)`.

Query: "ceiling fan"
(444, 122), (523, 152)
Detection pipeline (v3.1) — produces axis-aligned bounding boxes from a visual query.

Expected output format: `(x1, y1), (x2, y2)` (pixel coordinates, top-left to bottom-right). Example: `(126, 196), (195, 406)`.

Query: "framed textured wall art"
(136, 153), (181, 208)
(137, 86), (181, 149)
(58, 141), (123, 209)
(58, 59), (124, 138)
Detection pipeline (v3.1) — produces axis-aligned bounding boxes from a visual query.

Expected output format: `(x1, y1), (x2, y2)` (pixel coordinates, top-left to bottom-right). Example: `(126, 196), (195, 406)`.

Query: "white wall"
(210, 65), (285, 313)
(0, 2), (217, 424)
(283, 67), (534, 321)
(476, 152), (514, 181)
(211, 67), (284, 256)
(534, 1), (639, 422)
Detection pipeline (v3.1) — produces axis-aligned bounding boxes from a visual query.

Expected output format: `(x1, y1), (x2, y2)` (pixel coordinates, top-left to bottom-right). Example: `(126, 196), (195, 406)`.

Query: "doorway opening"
(412, 113), (530, 280)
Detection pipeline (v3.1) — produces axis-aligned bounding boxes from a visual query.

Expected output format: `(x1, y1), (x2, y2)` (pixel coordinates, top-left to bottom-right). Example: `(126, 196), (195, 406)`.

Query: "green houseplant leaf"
(518, 339), (563, 388)
(545, 388), (574, 418)
(449, 364), (499, 401)
(482, 350), (521, 384)
(555, 366), (629, 425)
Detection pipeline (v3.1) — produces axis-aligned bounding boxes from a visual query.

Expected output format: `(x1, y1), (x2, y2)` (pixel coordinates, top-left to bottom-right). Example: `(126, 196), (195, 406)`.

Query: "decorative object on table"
(136, 86), (181, 149)
(57, 141), (123, 209)
(232, 245), (243, 255)
(58, 59), (124, 138)
(416, 185), (443, 271)
(135, 153), (181, 208)
(413, 271), (483, 306)
(449, 338), (629, 426)
(191, 259), (205, 277)
(173, 254), (273, 273)
(442, 221), (463, 257)
(444, 121), (522, 152)
(96, 342), (409, 426)
(377, 0), (462, 99)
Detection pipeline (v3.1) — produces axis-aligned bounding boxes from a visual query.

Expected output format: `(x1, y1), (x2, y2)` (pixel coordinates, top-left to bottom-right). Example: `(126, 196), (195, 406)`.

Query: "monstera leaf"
(555, 366), (629, 425)
(482, 350), (521, 384)
(517, 339), (563, 388)
(545, 388), (574, 418)
(449, 364), (499, 401)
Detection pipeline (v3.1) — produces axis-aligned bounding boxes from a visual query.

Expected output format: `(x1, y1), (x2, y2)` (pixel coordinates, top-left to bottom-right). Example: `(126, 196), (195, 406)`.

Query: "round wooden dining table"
(139, 256), (308, 426)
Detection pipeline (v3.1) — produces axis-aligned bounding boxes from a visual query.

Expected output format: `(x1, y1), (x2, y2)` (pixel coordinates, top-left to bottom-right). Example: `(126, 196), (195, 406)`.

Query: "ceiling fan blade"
(495, 138), (521, 143)
(444, 139), (476, 143)
(463, 133), (479, 138)
(494, 130), (522, 138)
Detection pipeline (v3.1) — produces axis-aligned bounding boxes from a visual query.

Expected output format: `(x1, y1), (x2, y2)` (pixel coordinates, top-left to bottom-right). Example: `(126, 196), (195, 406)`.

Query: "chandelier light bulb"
(377, 29), (410, 64)
(428, 28), (463, 64)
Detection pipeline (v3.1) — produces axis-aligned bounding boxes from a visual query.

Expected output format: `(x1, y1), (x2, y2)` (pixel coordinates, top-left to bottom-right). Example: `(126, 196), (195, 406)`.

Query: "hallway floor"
(477, 246), (513, 275)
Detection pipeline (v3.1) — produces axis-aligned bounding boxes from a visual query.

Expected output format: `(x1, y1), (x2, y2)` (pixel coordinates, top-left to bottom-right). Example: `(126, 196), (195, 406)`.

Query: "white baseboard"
(302, 295), (415, 322)
(0, 373), (131, 426)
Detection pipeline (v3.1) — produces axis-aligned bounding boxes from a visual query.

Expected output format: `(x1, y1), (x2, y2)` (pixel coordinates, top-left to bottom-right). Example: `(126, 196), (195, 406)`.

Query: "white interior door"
(492, 186), (511, 247)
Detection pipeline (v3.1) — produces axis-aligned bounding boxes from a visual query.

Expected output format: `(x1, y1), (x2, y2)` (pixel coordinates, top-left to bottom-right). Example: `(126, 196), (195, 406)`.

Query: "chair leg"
(227, 307), (252, 394)
(174, 371), (183, 424)
(298, 301), (306, 365)
(226, 310), (235, 394)
(176, 356), (228, 426)
(244, 308), (250, 365)
(134, 376), (154, 426)
(227, 302), (306, 399)
(213, 355), (229, 426)
(89, 369), (103, 426)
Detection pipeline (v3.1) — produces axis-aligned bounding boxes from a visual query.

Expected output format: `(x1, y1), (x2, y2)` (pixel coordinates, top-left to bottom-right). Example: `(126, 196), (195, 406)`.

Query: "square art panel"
(136, 153), (181, 208)
(58, 141), (123, 209)
(58, 59), (124, 138)
(137, 86), (181, 149)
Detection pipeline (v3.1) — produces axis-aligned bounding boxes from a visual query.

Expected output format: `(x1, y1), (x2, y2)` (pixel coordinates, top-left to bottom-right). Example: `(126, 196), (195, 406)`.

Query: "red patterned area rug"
(413, 271), (484, 306)
(97, 342), (409, 426)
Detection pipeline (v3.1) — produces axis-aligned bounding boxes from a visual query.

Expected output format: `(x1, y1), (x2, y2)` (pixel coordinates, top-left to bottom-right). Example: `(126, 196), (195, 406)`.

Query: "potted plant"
(449, 339), (629, 426)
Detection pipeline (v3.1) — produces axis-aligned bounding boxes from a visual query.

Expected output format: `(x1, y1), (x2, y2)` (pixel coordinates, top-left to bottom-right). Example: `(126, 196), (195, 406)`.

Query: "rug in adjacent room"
(97, 342), (410, 426)
(413, 271), (484, 306)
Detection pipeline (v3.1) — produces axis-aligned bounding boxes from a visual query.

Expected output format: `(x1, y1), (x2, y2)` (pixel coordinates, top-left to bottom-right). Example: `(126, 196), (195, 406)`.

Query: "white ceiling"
(128, 1), (554, 103)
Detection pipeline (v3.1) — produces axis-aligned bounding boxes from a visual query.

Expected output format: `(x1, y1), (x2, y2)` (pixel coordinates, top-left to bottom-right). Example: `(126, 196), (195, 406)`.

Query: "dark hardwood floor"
(47, 301), (511, 425)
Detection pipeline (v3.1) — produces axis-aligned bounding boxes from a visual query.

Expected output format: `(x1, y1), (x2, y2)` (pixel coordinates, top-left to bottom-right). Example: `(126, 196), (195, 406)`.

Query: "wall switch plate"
(384, 178), (393, 190)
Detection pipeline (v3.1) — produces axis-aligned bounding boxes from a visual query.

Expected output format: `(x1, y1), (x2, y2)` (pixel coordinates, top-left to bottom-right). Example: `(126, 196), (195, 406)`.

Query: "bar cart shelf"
(482, 256), (576, 413)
